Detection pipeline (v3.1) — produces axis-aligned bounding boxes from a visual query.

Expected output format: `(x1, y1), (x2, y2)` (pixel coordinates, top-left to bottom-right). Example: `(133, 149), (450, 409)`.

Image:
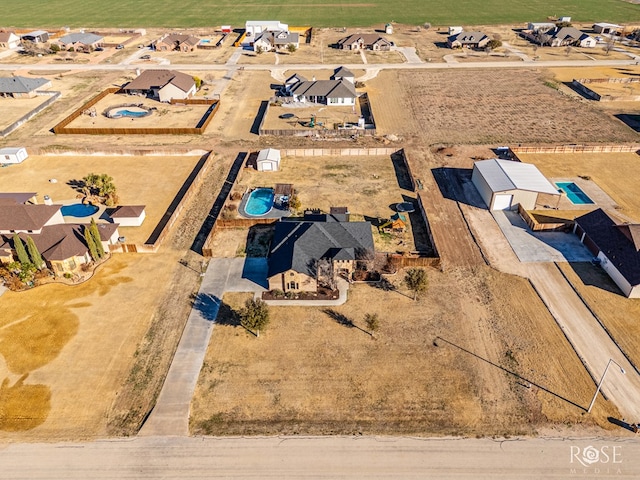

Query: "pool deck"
(238, 189), (291, 219)
(56, 198), (107, 224)
(550, 177), (619, 211)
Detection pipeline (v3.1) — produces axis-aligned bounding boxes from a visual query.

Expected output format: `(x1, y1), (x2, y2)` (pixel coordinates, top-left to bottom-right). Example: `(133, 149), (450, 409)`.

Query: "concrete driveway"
(492, 210), (594, 262)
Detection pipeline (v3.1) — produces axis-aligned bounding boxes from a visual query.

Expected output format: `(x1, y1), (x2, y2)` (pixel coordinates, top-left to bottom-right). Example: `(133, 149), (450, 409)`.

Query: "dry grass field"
(518, 152), (640, 221)
(263, 104), (362, 133)
(0, 252), (177, 438)
(190, 265), (618, 437)
(0, 155), (202, 244)
(558, 263), (640, 372)
(0, 95), (55, 132)
(366, 68), (639, 144)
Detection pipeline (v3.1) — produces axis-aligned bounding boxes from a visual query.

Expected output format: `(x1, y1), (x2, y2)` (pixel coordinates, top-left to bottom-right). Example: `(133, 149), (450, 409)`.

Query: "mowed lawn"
(3, 0), (640, 28)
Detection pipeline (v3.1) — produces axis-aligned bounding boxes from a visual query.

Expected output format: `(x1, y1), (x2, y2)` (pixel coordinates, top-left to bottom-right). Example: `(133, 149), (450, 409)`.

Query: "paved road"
(1, 435), (639, 478)
(526, 264), (640, 420)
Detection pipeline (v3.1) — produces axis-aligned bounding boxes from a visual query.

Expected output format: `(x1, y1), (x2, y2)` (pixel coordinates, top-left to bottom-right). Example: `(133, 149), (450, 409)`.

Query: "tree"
(404, 268), (428, 301)
(26, 236), (44, 270)
(193, 76), (202, 89)
(240, 298), (270, 337)
(255, 45), (264, 55)
(313, 257), (336, 290)
(288, 193), (301, 212)
(487, 39), (502, 50)
(364, 313), (380, 336)
(286, 43), (297, 53)
(89, 218), (105, 258)
(13, 234), (29, 264)
(84, 225), (99, 261)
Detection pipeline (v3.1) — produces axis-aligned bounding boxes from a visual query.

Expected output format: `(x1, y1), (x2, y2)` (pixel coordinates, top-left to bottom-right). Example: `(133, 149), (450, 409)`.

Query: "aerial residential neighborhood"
(1, 1), (640, 477)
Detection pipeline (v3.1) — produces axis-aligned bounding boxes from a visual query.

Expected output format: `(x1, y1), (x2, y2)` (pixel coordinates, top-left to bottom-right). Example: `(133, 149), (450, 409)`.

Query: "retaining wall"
(1, 91), (61, 137)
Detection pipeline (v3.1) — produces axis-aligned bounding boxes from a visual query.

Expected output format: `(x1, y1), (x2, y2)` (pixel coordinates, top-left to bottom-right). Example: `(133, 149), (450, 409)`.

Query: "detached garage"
(471, 158), (560, 211)
(256, 148), (281, 172)
(0, 147), (28, 164)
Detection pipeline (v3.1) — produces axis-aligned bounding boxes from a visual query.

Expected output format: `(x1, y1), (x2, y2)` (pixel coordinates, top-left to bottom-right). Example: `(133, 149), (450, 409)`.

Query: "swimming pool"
(244, 188), (274, 216)
(112, 109), (149, 118)
(61, 203), (99, 217)
(555, 182), (594, 205)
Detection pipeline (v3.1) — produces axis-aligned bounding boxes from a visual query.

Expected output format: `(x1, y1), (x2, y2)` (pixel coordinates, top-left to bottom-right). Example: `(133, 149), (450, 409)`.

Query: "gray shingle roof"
(123, 69), (195, 93)
(58, 32), (103, 45)
(0, 76), (50, 94)
(290, 79), (356, 99)
(268, 218), (374, 278)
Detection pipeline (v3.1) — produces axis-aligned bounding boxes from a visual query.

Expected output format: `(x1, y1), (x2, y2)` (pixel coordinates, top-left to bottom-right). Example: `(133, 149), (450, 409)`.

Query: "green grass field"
(3, 1), (640, 29)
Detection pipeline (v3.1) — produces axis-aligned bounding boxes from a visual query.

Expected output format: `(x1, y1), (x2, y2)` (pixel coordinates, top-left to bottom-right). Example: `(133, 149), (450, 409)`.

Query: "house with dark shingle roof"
(109, 205), (146, 227)
(336, 33), (391, 51)
(121, 69), (196, 102)
(447, 31), (490, 49)
(285, 70), (357, 106)
(574, 208), (640, 298)
(267, 212), (374, 293)
(0, 76), (52, 98)
(253, 30), (299, 52)
(540, 27), (596, 47)
(154, 33), (201, 52)
(0, 31), (20, 49)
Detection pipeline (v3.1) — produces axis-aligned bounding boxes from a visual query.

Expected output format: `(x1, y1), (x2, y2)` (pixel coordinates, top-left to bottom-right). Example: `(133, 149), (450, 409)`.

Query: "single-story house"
(0, 147), (28, 164)
(57, 32), (104, 52)
(0, 31), (20, 49)
(122, 69), (196, 102)
(154, 33), (201, 52)
(0, 76), (52, 98)
(267, 212), (374, 293)
(288, 77), (357, 106)
(331, 66), (355, 84)
(244, 21), (289, 46)
(574, 209), (640, 298)
(20, 30), (49, 43)
(0, 203), (64, 234)
(0, 192), (37, 205)
(256, 148), (281, 171)
(527, 22), (556, 33)
(336, 33), (392, 51)
(593, 23), (622, 35)
(471, 158), (561, 211)
(253, 30), (299, 52)
(109, 205), (146, 227)
(0, 223), (119, 276)
(447, 31), (490, 49)
(540, 27), (596, 47)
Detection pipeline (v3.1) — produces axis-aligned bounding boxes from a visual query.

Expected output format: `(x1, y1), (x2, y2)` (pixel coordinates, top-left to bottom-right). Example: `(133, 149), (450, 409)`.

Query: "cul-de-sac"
(1, 2), (640, 468)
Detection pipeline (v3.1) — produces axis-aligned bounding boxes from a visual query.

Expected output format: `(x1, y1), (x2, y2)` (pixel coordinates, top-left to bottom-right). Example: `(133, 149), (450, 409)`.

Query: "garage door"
(492, 194), (513, 210)
(261, 162), (273, 171)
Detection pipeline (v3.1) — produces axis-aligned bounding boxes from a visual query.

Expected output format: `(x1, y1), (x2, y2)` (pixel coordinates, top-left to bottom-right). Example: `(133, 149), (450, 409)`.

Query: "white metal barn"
(471, 158), (560, 210)
(0, 147), (28, 164)
(256, 148), (281, 172)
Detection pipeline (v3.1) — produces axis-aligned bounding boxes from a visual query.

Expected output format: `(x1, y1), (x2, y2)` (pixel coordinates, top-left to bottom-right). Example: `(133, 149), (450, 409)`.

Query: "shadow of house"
(431, 167), (486, 208)
(567, 262), (624, 296)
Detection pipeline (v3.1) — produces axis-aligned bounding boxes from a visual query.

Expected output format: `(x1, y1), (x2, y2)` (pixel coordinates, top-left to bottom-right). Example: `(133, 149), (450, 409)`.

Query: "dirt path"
(525, 263), (640, 419)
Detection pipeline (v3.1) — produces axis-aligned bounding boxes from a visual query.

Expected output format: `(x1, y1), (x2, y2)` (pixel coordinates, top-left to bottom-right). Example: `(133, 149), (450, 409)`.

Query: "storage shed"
(256, 148), (281, 171)
(471, 158), (560, 210)
(0, 147), (28, 164)
(109, 205), (146, 227)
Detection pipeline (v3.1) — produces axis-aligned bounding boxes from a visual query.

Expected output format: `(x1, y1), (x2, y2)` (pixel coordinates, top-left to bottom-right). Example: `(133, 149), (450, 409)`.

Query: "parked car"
(116, 44), (124, 49)
(95, 47), (104, 51)
(140, 54), (151, 60)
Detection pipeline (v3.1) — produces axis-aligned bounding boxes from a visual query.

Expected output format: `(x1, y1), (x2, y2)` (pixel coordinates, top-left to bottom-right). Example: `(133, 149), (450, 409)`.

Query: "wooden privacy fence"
(512, 144), (640, 155)
(53, 87), (220, 135)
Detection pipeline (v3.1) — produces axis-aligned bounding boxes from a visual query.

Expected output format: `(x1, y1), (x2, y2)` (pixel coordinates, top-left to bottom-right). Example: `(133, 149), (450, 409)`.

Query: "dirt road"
(525, 264), (640, 420)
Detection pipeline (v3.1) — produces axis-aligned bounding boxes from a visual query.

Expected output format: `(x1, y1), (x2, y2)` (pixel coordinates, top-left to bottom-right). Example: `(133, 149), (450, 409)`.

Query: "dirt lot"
(61, 91), (212, 130)
(558, 262), (640, 372)
(0, 95), (55, 132)
(190, 264), (618, 437)
(366, 68), (639, 144)
(263, 104), (363, 133)
(517, 152), (640, 221)
(0, 155), (202, 244)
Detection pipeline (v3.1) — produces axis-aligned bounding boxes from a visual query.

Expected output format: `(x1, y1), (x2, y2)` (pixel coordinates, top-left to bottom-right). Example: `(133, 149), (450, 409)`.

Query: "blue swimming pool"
(245, 188), (274, 216)
(61, 203), (99, 217)
(555, 182), (594, 205)
(114, 109), (149, 118)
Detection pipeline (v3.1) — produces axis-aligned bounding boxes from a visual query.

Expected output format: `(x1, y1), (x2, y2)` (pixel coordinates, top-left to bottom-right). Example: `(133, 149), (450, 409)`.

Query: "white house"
(331, 66), (355, 84)
(0, 32), (20, 49)
(244, 21), (288, 46)
(109, 205), (146, 227)
(256, 148), (281, 171)
(471, 158), (560, 211)
(593, 23), (623, 35)
(0, 147), (28, 164)
(122, 70), (196, 103)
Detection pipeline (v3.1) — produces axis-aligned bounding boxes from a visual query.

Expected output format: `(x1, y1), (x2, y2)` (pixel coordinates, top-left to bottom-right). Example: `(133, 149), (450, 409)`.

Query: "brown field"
(518, 152), (640, 221)
(0, 155), (202, 244)
(190, 265), (618, 437)
(558, 263), (640, 372)
(0, 95), (55, 131)
(145, 46), (234, 65)
(365, 68), (639, 144)
(61, 91), (211, 130)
